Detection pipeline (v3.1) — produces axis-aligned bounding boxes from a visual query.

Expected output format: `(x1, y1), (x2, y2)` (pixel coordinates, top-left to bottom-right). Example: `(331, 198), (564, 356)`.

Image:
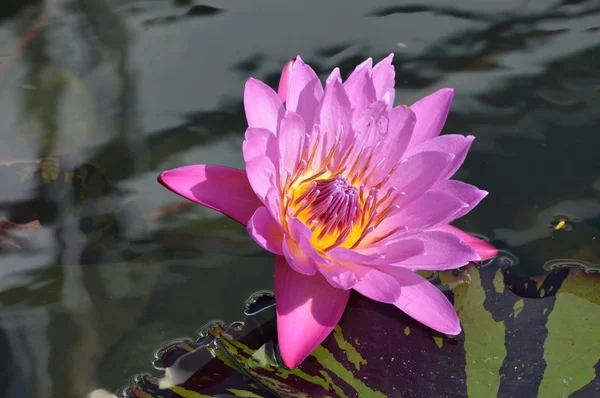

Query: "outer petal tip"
(409, 87), (457, 147)
(446, 321), (462, 336)
(437, 87), (455, 99)
(471, 240), (498, 261)
(157, 170), (179, 197)
(244, 78), (284, 133)
(435, 224), (498, 261)
(245, 77), (259, 87)
(157, 169), (182, 196)
(158, 165), (262, 225)
(429, 87), (455, 108)
(277, 59), (296, 102)
(157, 171), (167, 187)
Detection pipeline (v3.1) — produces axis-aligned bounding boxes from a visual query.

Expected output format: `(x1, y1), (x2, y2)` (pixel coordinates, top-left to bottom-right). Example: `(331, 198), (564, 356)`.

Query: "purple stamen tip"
(310, 176), (359, 232)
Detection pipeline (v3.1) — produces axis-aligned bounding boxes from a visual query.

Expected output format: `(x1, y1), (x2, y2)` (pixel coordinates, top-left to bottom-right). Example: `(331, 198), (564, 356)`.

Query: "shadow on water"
(0, 0), (598, 396)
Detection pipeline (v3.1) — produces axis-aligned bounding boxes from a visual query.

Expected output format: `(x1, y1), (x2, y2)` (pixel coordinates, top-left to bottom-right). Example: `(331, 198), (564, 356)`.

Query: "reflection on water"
(0, 0), (599, 396)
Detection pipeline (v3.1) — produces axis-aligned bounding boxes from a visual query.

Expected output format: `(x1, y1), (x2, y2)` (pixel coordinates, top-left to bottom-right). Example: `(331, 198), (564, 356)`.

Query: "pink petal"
(367, 105), (416, 186)
(282, 237), (317, 275)
(377, 191), (466, 237)
(285, 57), (323, 127)
(372, 53), (395, 106)
(431, 180), (488, 219)
(326, 67), (342, 85)
(385, 105), (415, 158)
(314, 78), (352, 168)
(343, 58), (376, 121)
(264, 187), (283, 223)
(352, 269), (402, 303)
(286, 218), (369, 285)
(286, 218), (364, 289)
(380, 266), (461, 335)
(382, 230), (479, 270)
(433, 224), (498, 261)
(245, 156), (276, 202)
(243, 127), (278, 163)
(341, 101), (388, 169)
(287, 218), (328, 265)
(317, 260), (366, 290)
(275, 256), (350, 368)
(408, 88), (454, 149)
(247, 206), (284, 255)
(278, 112), (306, 175)
(329, 238), (424, 266)
(384, 151), (453, 208)
(244, 78), (285, 134)
(277, 59), (295, 102)
(405, 134), (475, 180)
(158, 165), (262, 225)
(286, 217), (363, 287)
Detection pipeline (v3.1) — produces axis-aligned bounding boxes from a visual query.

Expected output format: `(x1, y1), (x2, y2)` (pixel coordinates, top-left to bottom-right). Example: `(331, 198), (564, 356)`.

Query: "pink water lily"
(159, 55), (498, 369)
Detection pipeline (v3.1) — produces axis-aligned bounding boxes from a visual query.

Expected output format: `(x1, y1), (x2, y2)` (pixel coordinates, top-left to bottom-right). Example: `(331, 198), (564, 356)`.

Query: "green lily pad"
(122, 260), (600, 397)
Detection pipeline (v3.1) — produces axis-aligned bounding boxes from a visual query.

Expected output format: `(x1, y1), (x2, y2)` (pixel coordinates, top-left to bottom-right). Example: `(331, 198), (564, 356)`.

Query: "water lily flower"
(158, 55), (498, 369)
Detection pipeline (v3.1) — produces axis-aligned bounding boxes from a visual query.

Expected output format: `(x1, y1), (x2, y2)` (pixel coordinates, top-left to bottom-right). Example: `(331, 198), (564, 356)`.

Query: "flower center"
(307, 176), (359, 230)
(290, 175), (359, 250)
(285, 170), (406, 252)
(280, 120), (408, 252)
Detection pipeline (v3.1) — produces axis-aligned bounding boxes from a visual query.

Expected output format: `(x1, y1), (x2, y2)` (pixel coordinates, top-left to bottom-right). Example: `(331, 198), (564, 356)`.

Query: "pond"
(0, 0), (598, 397)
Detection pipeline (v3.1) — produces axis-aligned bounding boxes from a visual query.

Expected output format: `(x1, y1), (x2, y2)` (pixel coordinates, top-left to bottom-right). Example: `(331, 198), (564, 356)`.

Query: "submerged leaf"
(123, 261), (600, 397)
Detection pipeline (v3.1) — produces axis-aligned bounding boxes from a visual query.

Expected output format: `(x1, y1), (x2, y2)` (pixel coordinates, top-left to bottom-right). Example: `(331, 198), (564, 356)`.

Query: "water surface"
(0, 0), (599, 396)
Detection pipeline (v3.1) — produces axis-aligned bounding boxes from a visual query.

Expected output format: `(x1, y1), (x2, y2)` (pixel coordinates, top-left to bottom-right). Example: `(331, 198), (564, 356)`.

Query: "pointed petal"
(382, 230), (479, 270)
(286, 57), (323, 126)
(326, 67), (341, 85)
(378, 191), (467, 237)
(405, 134), (475, 180)
(278, 112), (306, 175)
(275, 257), (350, 368)
(314, 78), (352, 168)
(431, 179), (488, 219)
(408, 88), (454, 148)
(341, 101), (388, 169)
(243, 127), (278, 163)
(385, 105), (415, 158)
(383, 151), (453, 208)
(158, 165), (262, 225)
(244, 78), (285, 134)
(382, 267), (461, 335)
(433, 224), (498, 260)
(367, 105), (416, 186)
(277, 59), (295, 102)
(353, 269), (401, 303)
(372, 53), (395, 105)
(247, 206), (284, 255)
(343, 58), (376, 120)
(329, 238), (424, 266)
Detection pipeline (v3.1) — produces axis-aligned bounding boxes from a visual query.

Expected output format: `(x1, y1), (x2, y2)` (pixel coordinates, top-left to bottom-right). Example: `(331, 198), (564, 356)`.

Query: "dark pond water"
(0, 0), (599, 397)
